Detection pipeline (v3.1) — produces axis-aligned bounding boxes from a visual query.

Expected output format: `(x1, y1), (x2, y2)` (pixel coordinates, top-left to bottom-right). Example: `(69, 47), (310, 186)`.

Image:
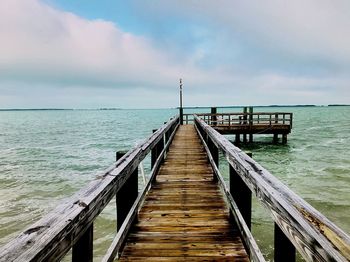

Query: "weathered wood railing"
(0, 116), (180, 262)
(194, 115), (350, 262)
(183, 112), (293, 127)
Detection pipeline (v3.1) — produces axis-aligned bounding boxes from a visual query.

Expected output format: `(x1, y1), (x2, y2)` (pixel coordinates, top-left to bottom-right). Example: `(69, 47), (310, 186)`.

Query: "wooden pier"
(183, 107), (293, 144)
(119, 125), (249, 261)
(0, 115), (349, 262)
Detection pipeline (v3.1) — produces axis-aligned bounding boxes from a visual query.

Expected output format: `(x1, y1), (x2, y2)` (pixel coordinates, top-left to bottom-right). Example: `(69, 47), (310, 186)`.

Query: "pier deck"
(119, 125), (248, 261)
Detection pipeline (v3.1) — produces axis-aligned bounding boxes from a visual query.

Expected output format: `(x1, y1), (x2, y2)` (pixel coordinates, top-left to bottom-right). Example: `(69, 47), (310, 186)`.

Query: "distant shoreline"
(0, 104), (349, 111)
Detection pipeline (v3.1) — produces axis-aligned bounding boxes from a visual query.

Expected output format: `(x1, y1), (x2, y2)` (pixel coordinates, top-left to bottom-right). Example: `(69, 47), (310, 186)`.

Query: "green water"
(0, 107), (349, 260)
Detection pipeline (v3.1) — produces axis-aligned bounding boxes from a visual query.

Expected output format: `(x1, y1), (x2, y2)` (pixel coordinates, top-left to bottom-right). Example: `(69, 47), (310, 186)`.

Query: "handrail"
(0, 115), (180, 262)
(102, 119), (179, 261)
(194, 122), (266, 261)
(182, 112), (293, 127)
(194, 115), (350, 261)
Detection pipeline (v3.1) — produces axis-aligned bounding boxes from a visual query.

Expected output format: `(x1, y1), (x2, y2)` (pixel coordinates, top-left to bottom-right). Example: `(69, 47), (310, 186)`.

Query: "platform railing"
(194, 115), (350, 262)
(184, 112), (292, 127)
(0, 116), (180, 262)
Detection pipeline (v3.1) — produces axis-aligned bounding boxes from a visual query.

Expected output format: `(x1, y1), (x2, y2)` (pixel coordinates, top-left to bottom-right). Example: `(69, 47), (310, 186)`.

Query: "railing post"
(157, 133), (165, 162)
(116, 151), (138, 231)
(243, 107), (247, 143)
(207, 136), (219, 182)
(72, 224), (93, 262)
(229, 152), (252, 229)
(275, 113), (278, 124)
(274, 223), (296, 262)
(208, 137), (219, 167)
(249, 107), (253, 143)
(211, 107), (217, 126)
(235, 133), (241, 144)
(180, 108), (184, 125)
(151, 129), (158, 169)
(282, 134), (287, 144)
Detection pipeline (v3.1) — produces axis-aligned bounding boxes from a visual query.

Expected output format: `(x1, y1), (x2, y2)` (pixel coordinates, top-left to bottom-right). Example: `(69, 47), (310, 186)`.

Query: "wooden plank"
(119, 125), (249, 261)
(120, 257), (248, 261)
(194, 115), (350, 261)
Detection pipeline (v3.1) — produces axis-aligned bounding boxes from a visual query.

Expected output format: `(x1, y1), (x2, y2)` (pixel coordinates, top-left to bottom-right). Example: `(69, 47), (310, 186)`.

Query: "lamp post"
(179, 78), (183, 125)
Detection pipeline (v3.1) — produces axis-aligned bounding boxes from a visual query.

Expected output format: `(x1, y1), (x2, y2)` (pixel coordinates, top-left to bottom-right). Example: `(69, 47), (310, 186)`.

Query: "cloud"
(136, 0), (350, 74)
(0, 0), (184, 89)
(0, 0), (348, 108)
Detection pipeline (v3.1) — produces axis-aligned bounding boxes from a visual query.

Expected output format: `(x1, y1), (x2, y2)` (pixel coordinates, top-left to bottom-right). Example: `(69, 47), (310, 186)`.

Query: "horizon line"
(0, 104), (349, 111)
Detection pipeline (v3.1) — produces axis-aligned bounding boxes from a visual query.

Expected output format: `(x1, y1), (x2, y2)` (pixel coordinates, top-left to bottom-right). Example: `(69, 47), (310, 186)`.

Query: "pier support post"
(211, 107), (217, 126)
(282, 134), (287, 144)
(208, 138), (219, 167)
(229, 152), (252, 229)
(274, 223), (296, 262)
(273, 134), (279, 144)
(208, 137), (219, 181)
(116, 151), (138, 231)
(243, 107), (247, 143)
(235, 133), (240, 144)
(151, 129), (165, 169)
(151, 129), (158, 169)
(72, 224), (93, 262)
(249, 107), (253, 143)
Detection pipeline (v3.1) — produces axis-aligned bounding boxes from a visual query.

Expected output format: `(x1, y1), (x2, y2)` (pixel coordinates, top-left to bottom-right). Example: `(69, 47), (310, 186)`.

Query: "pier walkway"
(119, 125), (248, 261)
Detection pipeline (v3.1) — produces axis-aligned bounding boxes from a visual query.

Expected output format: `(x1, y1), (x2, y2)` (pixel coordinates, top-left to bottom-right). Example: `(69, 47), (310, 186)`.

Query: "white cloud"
(0, 0), (183, 89)
(144, 0), (350, 67)
(0, 0), (348, 107)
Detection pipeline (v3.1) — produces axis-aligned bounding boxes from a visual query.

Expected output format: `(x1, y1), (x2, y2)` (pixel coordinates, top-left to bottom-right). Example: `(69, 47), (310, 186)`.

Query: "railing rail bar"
(194, 123), (266, 262)
(102, 121), (180, 262)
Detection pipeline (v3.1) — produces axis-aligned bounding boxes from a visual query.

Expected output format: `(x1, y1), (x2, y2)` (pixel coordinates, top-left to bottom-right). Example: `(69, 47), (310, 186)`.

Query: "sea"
(0, 106), (349, 261)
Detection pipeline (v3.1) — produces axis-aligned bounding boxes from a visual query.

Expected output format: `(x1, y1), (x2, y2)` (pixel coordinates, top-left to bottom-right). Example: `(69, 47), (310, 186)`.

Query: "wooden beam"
(72, 223), (93, 262)
(116, 151), (138, 231)
(211, 107), (217, 126)
(230, 153), (252, 229)
(274, 223), (295, 262)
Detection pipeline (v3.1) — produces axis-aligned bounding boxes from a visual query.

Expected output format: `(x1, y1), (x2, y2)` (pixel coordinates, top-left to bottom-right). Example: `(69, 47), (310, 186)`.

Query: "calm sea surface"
(0, 107), (349, 260)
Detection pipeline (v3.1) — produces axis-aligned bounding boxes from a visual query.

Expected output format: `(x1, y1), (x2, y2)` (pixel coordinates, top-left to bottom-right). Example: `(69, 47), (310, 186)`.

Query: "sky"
(0, 0), (349, 108)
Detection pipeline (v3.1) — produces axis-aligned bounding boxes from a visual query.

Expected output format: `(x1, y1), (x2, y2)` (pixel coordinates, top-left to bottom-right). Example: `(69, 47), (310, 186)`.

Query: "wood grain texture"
(119, 125), (249, 261)
(194, 115), (350, 262)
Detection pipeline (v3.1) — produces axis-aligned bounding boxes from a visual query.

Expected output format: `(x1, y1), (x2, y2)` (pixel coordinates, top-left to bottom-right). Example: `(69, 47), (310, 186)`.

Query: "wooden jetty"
(0, 115), (349, 262)
(183, 107), (293, 144)
(119, 125), (250, 261)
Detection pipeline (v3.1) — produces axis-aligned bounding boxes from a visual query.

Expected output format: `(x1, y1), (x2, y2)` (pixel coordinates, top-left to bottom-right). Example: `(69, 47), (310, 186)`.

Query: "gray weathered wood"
(0, 116), (180, 262)
(194, 115), (350, 262)
(102, 122), (179, 262)
(194, 123), (266, 262)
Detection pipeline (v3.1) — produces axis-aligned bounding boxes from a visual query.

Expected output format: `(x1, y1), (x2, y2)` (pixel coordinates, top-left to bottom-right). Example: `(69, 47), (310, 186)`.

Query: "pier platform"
(183, 109), (293, 144)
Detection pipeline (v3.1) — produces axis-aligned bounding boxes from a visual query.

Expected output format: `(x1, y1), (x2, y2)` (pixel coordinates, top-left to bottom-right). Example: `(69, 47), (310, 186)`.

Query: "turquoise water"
(0, 107), (349, 260)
